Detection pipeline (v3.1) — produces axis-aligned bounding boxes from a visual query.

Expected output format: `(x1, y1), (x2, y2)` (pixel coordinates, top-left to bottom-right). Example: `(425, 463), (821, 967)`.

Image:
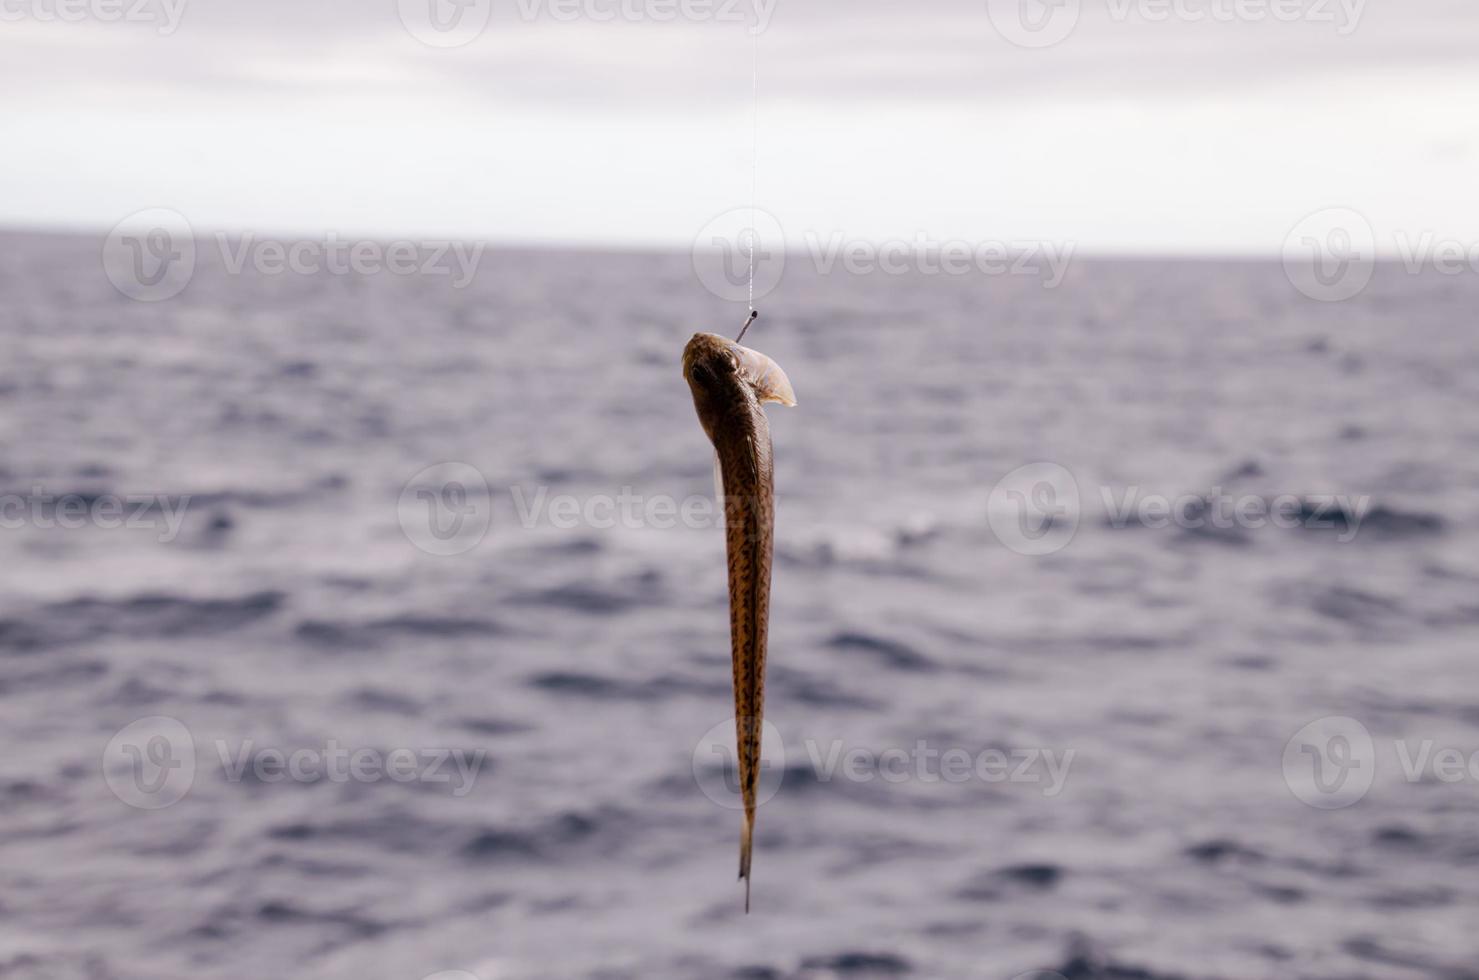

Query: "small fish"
(682, 329), (796, 913)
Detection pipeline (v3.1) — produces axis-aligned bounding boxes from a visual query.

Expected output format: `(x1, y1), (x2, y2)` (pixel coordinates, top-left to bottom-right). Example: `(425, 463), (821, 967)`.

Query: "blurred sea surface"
(1, 230), (1478, 979)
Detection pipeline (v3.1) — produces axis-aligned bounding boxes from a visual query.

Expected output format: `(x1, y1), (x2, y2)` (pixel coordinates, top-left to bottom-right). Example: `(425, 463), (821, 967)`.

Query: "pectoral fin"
(734, 345), (797, 407)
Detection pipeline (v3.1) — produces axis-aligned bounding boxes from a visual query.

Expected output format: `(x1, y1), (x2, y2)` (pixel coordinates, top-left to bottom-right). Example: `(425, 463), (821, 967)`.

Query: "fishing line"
(737, 6), (760, 344)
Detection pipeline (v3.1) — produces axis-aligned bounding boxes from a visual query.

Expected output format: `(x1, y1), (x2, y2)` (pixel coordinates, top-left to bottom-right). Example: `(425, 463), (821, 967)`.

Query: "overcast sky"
(3, 0), (1477, 251)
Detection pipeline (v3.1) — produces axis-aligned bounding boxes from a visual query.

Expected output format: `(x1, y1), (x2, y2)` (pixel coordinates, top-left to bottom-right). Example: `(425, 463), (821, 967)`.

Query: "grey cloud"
(2, 0), (1477, 111)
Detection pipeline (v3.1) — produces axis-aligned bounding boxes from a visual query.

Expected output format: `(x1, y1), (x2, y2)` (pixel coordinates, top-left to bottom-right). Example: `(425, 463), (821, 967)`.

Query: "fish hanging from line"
(681, 322), (795, 913)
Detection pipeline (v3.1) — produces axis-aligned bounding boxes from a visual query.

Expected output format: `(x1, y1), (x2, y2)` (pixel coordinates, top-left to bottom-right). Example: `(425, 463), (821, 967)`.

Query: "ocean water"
(1, 229), (1478, 980)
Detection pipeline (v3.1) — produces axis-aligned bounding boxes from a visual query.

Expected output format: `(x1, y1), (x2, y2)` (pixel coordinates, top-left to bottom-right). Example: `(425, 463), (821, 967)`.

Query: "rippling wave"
(2, 232), (1478, 979)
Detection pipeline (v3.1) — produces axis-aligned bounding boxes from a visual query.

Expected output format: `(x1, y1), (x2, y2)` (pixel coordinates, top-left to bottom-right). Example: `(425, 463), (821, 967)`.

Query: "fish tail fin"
(739, 809), (754, 914)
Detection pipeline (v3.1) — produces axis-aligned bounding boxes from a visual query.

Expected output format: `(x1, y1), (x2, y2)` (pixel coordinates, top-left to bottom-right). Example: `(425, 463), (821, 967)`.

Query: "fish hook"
(736, 309), (758, 343)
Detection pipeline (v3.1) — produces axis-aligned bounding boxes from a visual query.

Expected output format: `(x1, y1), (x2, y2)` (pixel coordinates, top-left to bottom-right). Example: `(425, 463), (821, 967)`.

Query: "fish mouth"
(683, 332), (731, 371)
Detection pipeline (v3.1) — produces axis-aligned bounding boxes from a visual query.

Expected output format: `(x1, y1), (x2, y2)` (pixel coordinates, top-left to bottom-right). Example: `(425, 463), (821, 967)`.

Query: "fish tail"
(739, 808), (754, 913)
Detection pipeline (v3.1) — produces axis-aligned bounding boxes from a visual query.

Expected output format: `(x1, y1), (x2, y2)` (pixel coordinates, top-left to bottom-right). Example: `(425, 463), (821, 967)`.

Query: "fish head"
(683, 332), (797, 408)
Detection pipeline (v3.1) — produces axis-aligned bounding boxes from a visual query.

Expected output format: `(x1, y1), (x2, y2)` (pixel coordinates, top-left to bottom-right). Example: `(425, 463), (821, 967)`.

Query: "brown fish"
(682, 330), (796, 913)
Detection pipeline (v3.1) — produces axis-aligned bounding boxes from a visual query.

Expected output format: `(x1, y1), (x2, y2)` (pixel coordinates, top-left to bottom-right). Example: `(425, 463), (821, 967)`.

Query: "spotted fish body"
(682, 331), (796, 913)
